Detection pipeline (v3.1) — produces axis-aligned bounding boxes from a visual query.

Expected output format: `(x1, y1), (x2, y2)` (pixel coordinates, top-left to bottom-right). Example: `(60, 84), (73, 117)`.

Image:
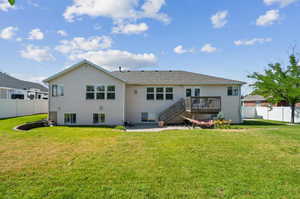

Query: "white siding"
(48, 64), (126, 126)
(126, 85), (242, 124)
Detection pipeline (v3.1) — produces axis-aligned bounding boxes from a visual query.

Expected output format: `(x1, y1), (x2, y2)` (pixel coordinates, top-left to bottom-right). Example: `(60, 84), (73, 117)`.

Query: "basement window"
(141, 112), (156, 122)
(64, 113), (76, 124)
(93, 113), (106, 124)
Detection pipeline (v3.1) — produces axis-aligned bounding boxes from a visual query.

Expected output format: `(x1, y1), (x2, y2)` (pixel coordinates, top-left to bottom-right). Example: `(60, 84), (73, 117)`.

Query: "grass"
(0, 115), (300, 199)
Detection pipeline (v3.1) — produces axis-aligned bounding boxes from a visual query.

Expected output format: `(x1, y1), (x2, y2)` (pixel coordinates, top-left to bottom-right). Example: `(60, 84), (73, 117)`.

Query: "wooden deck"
(185, 96), (221, 113)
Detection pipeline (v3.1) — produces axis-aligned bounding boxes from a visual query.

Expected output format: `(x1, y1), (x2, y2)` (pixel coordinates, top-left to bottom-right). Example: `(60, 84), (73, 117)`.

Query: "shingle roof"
(0, 72), (48, 92)
(242, 95), (266, 102)
(111, 70), (246, 85)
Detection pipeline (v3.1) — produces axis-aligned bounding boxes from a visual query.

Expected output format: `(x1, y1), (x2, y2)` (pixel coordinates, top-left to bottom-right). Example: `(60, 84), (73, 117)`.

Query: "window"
(195, 88), (200, 97)
(227, 86), (240, 96)
(147, 87), (155, 100)
(166, 87), (173, 100)
(107, 86), (115, 100)
(52, 85), (64, 97)
(86, 85), (95, 100)
(64, 113), (76, 124)
(156, 87), (164, 100)
(96, 86), (105, 100)
(58, 86), (64, 96)
(52, 85), (57, 97)
(93, 113), (105, 124)
(186, 88), (192, 97)
(141, 112), (156, 122)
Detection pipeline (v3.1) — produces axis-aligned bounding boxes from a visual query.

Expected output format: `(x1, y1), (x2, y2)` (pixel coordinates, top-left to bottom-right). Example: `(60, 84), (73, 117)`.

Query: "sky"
(1, 0), (300, 94)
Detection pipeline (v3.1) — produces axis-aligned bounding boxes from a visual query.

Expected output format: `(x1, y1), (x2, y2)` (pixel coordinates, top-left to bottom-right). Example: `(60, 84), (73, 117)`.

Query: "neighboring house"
(44, 60), (246, 126)
(0, 72), (48, 100)
(242, 95), (299, 107)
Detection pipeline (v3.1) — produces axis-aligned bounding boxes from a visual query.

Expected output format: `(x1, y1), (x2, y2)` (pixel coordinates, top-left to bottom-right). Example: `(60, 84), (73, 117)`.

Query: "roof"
(111, 70), (246, 85)
(44, 60), (246, 85)
(43, 60), (126, 83)
(0, 72), (48, 92)
(242, 95), (266, 102)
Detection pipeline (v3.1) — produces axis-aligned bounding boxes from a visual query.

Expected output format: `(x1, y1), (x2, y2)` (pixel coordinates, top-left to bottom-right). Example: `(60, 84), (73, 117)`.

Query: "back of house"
(44, 60), (245, 126)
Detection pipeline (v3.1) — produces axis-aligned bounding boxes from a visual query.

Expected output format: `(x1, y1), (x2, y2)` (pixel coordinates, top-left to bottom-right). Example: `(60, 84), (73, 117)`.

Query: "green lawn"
(0, 115), (300, 199)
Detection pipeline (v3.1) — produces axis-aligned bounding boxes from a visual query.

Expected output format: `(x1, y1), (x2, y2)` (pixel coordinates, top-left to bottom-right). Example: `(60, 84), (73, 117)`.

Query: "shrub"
(114, 125), (126, 131)
(214, 120), (232, 129)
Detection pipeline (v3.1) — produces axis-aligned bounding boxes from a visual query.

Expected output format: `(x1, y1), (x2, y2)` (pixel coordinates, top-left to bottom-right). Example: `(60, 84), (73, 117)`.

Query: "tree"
(8, 0), (15, 6)
(248, 54), (300, 123)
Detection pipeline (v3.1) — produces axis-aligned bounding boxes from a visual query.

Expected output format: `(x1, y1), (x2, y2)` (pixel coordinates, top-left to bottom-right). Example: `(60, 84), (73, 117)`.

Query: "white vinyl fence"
(0, 99), (48, 119)
(242, 106), (300, 123)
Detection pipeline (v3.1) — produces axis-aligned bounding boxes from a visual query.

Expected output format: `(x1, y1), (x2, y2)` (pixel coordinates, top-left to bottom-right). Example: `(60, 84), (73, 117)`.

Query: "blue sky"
(0, 0), (300, 94)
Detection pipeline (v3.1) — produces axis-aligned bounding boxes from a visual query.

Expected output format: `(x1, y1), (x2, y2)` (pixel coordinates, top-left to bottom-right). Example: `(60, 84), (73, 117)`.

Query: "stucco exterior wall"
(48, 64), (126, 126)
(125, 85), (242, 124)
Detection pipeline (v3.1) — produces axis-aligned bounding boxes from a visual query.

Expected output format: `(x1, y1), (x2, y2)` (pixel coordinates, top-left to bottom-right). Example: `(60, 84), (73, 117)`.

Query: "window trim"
(141, 112), (156, 123)
(93, 113), (106, 124)
(96, 85), (105, 100)
(52, 84), (64, 97)
(107, 85), (116, 100)
(227, 86), (240, 96)
(156, 87), (164, 100)
(64, 113), (76, 124)
(165, 87), (174, 100)
(86, 85), (95, 100)
(146, 87), (155, 100)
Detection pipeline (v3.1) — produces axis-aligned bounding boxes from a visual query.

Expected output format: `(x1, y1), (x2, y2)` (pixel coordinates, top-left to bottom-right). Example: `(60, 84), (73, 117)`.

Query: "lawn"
(0, 115), (300, 199)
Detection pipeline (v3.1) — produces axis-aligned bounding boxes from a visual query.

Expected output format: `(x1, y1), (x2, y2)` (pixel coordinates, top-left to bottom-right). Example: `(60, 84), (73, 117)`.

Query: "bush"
(214, 120), (232, 129)
(114, 125), (126, 131)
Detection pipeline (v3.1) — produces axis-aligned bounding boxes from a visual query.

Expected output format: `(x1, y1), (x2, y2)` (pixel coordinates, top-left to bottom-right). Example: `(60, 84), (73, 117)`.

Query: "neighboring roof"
(0, 72), (48, 92)
(111, 70), (246, 85)
(242, 95), (266, 102)
(43, 60), (126, 83)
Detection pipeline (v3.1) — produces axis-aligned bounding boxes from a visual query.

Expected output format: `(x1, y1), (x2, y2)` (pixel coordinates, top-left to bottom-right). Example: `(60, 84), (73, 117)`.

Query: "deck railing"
(185, 97), (221, 113)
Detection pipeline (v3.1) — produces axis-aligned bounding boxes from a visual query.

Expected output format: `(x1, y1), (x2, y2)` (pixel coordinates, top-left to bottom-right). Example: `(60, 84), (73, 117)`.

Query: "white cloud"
(63, 0), (170, 24)
(55, 36), (112, 54)
(263, 0), (298, 7)
(20, 45), (55, 62)
(69, 49), (157, 70)
(57, 30), (68, 37)
(234, 38), (272, 46)
(16, 37), (23, 42)
(0, 0), (15, 11)
(211, 10), (228, 29)
(201, 44), (217, 53)
(28, 28), (44, 40)
(112, 22), (149, 34)
(173, 45), (194, 54)
(0, 26), (18, 40)
(256, 10), (280, 26)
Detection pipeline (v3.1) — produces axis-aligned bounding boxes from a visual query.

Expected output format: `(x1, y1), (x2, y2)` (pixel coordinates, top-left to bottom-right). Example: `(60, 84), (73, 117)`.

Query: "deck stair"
(158, 98), (186, 123)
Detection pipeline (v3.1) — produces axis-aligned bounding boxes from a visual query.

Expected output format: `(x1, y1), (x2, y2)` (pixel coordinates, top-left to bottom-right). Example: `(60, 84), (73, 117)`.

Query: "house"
(0, 72), (48, 100)
(44, 60), (246, 126)
(242, 95), (299, 107)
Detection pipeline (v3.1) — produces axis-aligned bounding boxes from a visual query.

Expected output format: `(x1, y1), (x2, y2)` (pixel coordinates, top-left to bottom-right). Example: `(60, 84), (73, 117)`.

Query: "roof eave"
(43, 60), (127, 84)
